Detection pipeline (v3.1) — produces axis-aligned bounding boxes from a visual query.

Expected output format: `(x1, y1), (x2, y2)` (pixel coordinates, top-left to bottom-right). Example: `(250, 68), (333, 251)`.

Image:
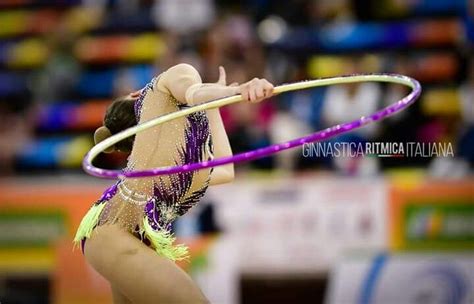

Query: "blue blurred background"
(0, 0), (472, 304)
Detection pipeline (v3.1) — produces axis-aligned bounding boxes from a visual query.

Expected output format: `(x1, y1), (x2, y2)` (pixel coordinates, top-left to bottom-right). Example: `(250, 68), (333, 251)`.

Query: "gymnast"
(74, 63), (274, 304)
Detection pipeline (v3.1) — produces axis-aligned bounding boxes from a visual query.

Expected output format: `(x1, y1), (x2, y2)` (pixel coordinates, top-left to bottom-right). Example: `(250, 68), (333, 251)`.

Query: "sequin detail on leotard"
(74, 75), (214, 261)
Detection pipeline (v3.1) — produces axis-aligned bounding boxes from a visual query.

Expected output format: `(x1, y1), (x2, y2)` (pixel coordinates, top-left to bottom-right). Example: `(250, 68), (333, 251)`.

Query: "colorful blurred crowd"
(0, 0), (472, 177)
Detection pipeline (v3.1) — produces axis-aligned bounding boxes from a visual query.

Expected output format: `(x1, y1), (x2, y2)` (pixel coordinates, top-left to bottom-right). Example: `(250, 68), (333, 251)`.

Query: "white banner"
(207, 176), (388, 274)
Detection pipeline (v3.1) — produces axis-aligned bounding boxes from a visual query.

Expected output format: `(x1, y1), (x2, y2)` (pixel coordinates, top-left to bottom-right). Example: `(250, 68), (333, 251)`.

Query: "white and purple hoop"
(83, 73), (421, 179)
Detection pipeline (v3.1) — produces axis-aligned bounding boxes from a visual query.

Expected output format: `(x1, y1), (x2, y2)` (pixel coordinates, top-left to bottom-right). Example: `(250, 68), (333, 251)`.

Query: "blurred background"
(0, 0), (472, 303)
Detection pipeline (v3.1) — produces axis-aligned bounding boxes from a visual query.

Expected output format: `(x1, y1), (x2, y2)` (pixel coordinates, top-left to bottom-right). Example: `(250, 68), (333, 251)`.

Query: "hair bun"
(94, 126), (115, 153)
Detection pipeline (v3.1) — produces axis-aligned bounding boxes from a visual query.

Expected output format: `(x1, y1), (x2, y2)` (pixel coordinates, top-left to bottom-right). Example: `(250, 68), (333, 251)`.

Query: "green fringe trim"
(143, 218), (189, 262)
(73, 203), (107, 248)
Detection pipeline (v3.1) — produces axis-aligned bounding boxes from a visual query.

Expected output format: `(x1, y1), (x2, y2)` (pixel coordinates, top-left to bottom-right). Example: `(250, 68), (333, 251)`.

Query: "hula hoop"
(83, 73), (421, 179)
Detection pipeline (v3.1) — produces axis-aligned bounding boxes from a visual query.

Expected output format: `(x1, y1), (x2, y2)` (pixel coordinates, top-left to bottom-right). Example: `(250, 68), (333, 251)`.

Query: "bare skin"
(84, 64), (274, 303)
(85, 225), (209, 304)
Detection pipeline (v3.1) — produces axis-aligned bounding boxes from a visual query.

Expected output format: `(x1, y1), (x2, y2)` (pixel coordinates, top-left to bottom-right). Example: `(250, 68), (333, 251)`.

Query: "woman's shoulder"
(155, 64), (202, 104)
(135, 75), (185, 116)
(153, 64), (199, 92)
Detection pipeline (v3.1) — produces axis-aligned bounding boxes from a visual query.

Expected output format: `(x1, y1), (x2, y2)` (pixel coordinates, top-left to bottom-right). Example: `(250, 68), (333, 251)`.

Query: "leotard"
(74, 73), (214, 261)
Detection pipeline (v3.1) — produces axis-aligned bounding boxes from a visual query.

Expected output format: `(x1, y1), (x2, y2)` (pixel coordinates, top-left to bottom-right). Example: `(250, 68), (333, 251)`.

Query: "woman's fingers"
(238, 78), (274, 102)
(263, 80), (274, 98)
(255, 82), (265, 100)
(217, 66), (227, 86)
(240, 84), (249, 101)
(130, 90), (141, 99)
(251, 79), (273, 102)
(248, 84), (257, 102)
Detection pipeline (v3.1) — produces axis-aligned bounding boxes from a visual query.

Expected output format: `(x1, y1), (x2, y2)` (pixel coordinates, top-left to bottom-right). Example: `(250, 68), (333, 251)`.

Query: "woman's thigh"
(111, 285), (132, 304)
(84, 224), (208, 304)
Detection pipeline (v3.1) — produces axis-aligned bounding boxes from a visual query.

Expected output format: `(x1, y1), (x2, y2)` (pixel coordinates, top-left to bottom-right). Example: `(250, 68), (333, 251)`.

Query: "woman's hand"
(238, 77), (274, 103)
(130, 90), (141, 99)
(216, 66), (274, 103)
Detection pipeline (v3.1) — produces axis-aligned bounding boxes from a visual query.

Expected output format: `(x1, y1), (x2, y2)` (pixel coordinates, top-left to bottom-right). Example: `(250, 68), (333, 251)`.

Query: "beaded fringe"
(73, 202), (107, 249)
(142, 217), (189, 261)
(73, 202), (189, 262)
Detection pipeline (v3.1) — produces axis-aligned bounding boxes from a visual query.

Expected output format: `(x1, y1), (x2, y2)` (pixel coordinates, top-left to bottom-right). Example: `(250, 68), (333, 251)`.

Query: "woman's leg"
(111, 285), (132, 304)
(83, 224), (208, 304)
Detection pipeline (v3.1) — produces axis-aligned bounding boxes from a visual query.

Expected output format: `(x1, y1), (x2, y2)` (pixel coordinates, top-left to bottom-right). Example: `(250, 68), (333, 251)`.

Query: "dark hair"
(95, 97), (137, 153)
